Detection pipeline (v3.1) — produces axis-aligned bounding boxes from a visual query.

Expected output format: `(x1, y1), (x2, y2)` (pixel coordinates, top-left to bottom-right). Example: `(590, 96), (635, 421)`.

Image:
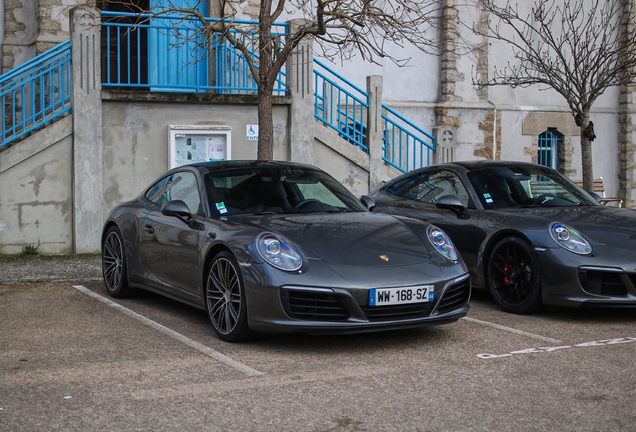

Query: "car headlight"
(549, 223), (592, 255)
(256, 233), (303, 271)
(427, 226), (458, 261)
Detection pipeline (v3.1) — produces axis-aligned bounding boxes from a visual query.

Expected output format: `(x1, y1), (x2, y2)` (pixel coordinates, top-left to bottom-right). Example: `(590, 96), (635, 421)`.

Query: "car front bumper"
(537, 246), (636, 307)
(244, 273), (471, 335)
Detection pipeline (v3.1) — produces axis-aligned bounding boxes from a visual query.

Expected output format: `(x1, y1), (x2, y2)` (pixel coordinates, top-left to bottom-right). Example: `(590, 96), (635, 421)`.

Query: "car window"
(146, 171), (202, 215)
(467, 166), (599, 208)
(386, 170), (470, 207)
(296, 182), (347, 208)
(203, 166), (366, 216)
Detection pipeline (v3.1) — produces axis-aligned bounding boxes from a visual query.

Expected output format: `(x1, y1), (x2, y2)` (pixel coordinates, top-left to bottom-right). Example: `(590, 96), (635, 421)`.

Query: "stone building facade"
(1, 0), (77, 72)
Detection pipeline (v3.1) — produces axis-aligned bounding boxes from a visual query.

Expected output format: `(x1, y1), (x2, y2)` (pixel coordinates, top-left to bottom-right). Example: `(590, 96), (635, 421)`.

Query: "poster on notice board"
(169, 126), (232, 168)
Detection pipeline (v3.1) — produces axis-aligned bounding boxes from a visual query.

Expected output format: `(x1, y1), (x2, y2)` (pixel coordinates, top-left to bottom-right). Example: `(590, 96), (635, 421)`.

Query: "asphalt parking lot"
(1, 257), (635, 431)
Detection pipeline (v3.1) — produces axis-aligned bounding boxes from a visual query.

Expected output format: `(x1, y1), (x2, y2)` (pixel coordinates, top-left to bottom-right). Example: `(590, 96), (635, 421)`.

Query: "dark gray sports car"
(367, 160), (636, 314)
(101, 161), (470, 342)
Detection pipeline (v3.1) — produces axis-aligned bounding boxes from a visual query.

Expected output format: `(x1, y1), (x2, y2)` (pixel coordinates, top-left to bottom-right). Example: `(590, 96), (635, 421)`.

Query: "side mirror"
(360, 195), (376, 211)
(436, 195), (469, 220)
(162, 200), (192, 219)
(161, 200), (204, 230)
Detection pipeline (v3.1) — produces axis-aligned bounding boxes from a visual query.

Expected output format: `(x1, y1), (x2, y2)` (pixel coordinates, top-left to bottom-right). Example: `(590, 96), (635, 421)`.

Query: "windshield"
(203, 166), (367, 216)
(467, 166), (599, 209)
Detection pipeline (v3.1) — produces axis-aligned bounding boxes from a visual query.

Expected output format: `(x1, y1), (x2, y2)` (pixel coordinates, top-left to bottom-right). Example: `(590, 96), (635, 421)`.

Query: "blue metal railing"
(213, 30), (287, 95)
(0, 40), (72, 150)
(314, 59), (368, 152)
(101, 12), (287, 95)
(313, 59), (435, 173)
(382, 105), (436, 173)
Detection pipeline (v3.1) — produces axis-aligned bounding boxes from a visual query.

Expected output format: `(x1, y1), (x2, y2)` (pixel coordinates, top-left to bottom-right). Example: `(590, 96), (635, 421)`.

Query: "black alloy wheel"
(487, 236), (542, 314)
(206, 251), (251, 342)
(102, 226), (131, 298)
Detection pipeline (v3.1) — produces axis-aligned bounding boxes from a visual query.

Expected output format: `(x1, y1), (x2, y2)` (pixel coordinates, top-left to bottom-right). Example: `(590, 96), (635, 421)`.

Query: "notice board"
(168, 125), (232, 168)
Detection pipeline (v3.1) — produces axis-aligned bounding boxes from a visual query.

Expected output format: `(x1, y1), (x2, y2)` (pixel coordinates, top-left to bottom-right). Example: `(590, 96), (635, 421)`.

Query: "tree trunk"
(257, 89), (275, 160)
(256, 5), (275, 161)
(578, 112), (595, 192)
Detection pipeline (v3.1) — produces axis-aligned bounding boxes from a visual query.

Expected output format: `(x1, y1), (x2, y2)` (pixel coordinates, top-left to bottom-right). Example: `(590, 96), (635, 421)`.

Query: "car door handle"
(144, 224), (155, 234)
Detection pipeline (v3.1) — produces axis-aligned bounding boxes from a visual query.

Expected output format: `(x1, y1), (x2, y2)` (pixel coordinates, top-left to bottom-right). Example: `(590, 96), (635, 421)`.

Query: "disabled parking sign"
(247, 124), (259, 141)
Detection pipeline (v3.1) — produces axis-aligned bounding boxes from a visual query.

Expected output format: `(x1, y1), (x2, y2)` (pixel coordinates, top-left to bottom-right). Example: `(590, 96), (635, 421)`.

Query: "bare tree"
(118, 0), (443, 160)
(476, 0), (636, 191)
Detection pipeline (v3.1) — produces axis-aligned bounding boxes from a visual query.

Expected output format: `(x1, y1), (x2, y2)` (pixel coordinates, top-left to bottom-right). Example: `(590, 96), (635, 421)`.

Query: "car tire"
(486, 236), (542, 314)
(102, 225), (132, 298)
(205, 251), (252, 342)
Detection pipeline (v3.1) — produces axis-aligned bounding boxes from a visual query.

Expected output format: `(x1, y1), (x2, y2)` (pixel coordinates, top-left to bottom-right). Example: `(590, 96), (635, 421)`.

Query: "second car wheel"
(487, 236), (542, 314)
(205, 251), (252, 342)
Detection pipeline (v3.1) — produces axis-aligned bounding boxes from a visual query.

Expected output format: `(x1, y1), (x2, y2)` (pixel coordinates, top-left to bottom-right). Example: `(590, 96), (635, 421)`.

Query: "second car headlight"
(427, 226), (458, 261)
(256, 233), (303, 271)
(549, 223), (592, 255)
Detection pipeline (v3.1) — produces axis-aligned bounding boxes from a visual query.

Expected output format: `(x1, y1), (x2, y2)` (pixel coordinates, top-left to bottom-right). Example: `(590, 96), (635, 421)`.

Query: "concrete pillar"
(367, 75), (383, 191)
(70, 7), (103, 253)
(287, 19), (315, 165)
(618, 84), (636, 208)
(618, 0), (636, 208)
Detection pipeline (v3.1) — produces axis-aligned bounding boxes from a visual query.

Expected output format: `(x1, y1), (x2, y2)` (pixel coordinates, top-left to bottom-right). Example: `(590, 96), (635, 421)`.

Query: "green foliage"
(22, 245), (39, 256)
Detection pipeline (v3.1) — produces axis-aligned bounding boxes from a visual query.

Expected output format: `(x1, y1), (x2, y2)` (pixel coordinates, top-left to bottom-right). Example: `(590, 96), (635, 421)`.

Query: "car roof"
(397, 160), (550, 178)
(185, 160), (320, 173)
(434, 160), (542, 171)
(381, 160), (552, 188)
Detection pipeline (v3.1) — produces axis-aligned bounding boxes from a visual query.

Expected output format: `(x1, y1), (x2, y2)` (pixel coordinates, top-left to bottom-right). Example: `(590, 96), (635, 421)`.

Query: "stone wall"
(618, 0), (636, 208)
(1, 0), (80, 72)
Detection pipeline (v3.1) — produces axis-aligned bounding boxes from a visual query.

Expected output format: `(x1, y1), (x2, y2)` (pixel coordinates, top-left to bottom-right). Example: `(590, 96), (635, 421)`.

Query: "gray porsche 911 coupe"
(366, 160), (636, 314)
(101, 161), (470, 341)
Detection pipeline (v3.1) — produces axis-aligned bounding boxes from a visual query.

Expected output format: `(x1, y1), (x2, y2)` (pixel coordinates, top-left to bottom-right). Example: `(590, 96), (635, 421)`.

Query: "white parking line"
(73, 285), (263, 377)
(477, 337), (636, 359)
(462, 316), (563, 344)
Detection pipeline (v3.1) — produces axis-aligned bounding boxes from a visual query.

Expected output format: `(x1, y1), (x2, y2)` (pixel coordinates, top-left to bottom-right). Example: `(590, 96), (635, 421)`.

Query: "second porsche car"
(368, 160), (636, 314)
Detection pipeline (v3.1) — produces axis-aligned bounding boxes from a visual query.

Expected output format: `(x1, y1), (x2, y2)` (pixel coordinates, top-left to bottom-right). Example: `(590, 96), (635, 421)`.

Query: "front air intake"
(436, 278), (471, 314)
(281, 289), (350, 321)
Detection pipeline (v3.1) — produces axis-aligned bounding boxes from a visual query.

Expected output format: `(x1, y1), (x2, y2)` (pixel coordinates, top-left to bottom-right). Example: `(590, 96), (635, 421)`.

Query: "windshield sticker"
(483, 193), (493, 204)
(216, 202), (228, 214)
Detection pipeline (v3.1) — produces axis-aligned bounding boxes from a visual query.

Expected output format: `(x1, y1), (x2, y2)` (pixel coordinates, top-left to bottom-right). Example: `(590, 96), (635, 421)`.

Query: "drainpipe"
(488, 100), (497, 160)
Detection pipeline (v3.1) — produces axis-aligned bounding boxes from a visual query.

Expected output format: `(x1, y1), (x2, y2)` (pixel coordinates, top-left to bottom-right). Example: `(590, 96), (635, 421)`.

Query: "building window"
(538, 129), (562, 170)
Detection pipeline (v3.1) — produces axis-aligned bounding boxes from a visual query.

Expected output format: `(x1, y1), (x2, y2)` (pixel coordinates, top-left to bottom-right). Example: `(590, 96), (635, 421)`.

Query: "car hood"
(235, 212), (432, 267)
(493, 206), (636, 248)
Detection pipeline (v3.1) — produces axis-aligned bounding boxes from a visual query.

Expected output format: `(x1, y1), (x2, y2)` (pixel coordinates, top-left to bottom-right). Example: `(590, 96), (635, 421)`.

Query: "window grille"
(538, 129), (562, 169)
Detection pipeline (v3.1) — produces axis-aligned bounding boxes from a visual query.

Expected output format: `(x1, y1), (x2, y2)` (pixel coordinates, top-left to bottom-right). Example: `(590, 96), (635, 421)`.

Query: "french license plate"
(368, 285), (434, 307)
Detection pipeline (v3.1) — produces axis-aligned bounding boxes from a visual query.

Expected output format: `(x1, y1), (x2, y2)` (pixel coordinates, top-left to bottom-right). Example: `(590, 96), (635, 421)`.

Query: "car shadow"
(538, 305), (636, 324)
(467, 286), (636, 323)
(249, 325), (452, 353)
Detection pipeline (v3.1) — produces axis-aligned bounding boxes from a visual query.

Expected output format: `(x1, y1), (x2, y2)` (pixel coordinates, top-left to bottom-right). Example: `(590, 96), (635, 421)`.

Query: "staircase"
(0, 40), (72, 152)
(1, 14), (436, 174)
